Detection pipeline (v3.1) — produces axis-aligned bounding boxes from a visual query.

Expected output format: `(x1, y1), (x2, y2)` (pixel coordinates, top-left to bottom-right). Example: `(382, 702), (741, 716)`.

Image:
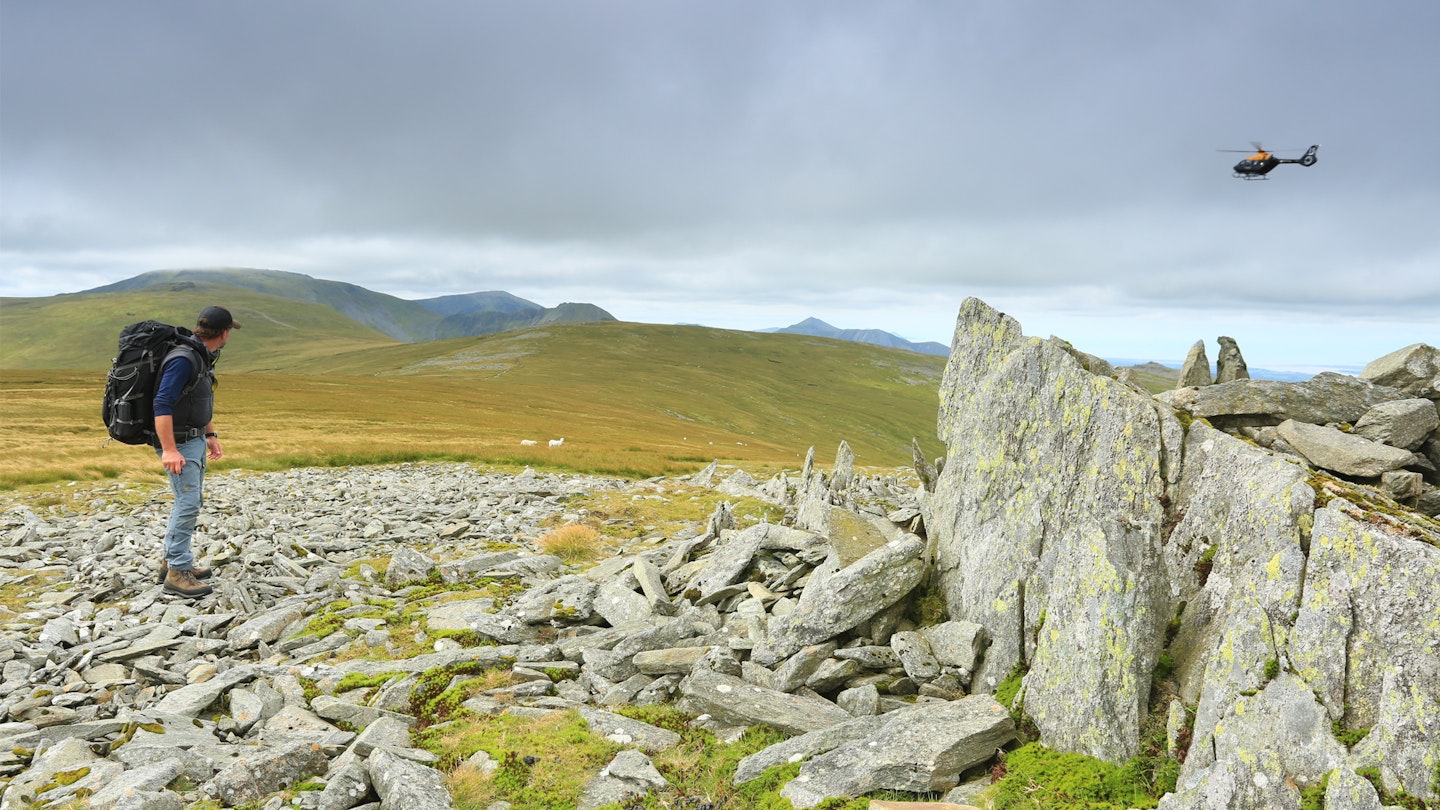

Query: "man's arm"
(153, 355), (191, 475)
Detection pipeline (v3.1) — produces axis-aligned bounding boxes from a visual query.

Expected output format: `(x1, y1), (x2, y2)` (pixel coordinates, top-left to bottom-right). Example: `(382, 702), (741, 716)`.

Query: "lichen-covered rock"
(677, 668), (851, 735)
(1161, 372), (1407, 428)
(203, 740), (329, 807)
(1352, 398), (1440, 450)
(367, 748), (452, 810)
(1276, 419), (1416, 477)
(384, 546), (436, 587)
(1290, 500), (1440, 799)
(579, 749), (669, 810)
(1323, 767), (1384, 810)
(1159, 675), (1346, 810)
(733, 714), (890, 785)
(778, 696), (1015, 809)
(1164, 424), (1313, 774)
(929, 297), (1174, 762)
(751, 535), (927, 666)
(1360, 342), (1440, 399)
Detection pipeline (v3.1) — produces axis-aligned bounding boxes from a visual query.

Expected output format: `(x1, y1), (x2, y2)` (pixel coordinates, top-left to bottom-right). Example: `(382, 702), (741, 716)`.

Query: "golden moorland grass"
(1, 319), (947, 490)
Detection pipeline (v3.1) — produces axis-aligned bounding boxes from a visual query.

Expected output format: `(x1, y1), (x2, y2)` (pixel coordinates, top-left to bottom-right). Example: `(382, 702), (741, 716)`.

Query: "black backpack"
(102, 321), (203, 445)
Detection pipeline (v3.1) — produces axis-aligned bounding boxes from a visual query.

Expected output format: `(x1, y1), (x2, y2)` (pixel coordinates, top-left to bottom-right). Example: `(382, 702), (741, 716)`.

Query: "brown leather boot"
(157, 562), (212, 585)
(164, 568), (213, 599)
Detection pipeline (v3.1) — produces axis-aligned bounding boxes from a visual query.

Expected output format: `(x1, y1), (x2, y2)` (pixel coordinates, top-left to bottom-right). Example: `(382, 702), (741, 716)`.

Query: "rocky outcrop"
(929, 297), (1177, 762)
(929, 299), (1439, 807)
(1361, 342), (1440, 398)
(1178, 340), (1213, 388)
(1214, 336), (1250, 383)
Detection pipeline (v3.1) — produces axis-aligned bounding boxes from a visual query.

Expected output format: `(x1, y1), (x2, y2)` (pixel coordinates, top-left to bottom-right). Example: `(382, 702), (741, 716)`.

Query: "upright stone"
(830, 440), (855, 492)
(1177, 340), (1212, 388)
(1215, 336), (1250, 383)
(928, 298), (1174, 762)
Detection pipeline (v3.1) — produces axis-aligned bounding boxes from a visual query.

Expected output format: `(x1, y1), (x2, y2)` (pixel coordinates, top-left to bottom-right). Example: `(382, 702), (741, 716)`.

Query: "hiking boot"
(164, 568), (213, 599)
(157, 562), (212, 585)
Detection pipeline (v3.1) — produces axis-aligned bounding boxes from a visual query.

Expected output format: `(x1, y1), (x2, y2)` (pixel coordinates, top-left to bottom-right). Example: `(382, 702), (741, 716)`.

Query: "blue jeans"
(156, 436), (207, 571)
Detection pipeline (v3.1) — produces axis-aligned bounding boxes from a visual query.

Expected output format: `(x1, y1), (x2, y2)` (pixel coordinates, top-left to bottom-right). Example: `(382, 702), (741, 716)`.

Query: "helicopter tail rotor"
(1298, 144), (1320, 167)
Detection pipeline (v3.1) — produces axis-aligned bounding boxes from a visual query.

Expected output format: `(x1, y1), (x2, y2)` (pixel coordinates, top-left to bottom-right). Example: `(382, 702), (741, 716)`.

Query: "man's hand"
(206, 435), (223, 461)
(161, 448), (185, 475)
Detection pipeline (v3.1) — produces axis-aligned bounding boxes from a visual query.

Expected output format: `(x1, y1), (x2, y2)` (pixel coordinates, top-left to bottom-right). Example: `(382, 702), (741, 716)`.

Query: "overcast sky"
(2, 1), (1436, 369)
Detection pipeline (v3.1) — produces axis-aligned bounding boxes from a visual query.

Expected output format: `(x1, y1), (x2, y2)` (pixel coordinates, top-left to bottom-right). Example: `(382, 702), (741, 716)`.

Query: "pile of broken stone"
(1161, 340), (1440, 517)
(2, 449), (1003, 810)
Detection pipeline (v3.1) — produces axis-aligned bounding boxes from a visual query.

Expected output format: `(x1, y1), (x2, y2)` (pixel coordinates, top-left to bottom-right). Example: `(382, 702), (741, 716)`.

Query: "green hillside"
(1, 284), (948, 486)
(0, 284), (399, 372)
(84, 268), (616, 342)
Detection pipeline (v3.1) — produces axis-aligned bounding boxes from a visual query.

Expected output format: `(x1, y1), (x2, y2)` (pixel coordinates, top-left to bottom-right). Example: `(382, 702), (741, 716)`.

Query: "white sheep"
(520, 439), (538, 446)
(548, 438), (565, 447)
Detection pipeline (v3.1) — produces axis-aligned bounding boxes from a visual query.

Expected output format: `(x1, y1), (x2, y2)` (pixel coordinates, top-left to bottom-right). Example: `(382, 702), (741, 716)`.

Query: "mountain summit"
(768, 318), (948, 356)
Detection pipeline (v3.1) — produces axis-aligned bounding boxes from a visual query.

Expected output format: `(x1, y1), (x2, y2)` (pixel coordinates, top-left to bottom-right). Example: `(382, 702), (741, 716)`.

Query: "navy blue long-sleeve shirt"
(152, 354), (193, 418)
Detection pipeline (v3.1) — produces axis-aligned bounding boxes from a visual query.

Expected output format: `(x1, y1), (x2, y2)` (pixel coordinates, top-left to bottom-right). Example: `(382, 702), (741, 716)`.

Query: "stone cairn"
(1166, 340), (1440, 517)
(1, 450), (1002, 810)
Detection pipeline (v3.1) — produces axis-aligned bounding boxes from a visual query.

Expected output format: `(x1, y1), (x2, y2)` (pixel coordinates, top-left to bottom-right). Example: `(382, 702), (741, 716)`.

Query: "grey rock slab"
(468, 610), (537, 644)
(1215, 335), (1250, 383)
(778, 696), (1016, 809)
(752, 535), (927, 666)
(1324, 767), (1385, 810)
(439, 551), (520, 584)
(734, 714), (890, 784)
(351, 715), (416, 757)
(204, 739), (331, 807)
(890, 630), (940, 681)
(510, 574), (597, 623)
(770, 642), (838, 693)
(419, 598), (496, 632)
(1277, 419), (1416, 477)
(86, 758), (185, 810)
(331, 646), (518, 677)
(593, 576), (655, 627)
(918, 620), (988, 672)
(678, 668), (851, 736)
(632, 645), (713, 676)
(1163, 371), (1408, 427)
(576, 705), (682, 753)
(385, 546), (436, 587)
(579, 749), (669, 810)
(1353, 398), (1440, 450)
(929, 298), (1174, 762)
(315, 762), (374, 810)
(227, 603), (305, 648)
(1360, 342), (1440, 398)
(1160, 675), (1346, 810)
(312, 694), (417, 730)
(0, 736), (100, 810)
(153, 666), (255, 717)
(368, 747), (453, 810)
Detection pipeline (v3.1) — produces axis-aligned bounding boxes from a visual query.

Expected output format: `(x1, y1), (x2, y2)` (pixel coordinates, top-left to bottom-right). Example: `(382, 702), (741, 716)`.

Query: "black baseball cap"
(197, 306), (241, 331)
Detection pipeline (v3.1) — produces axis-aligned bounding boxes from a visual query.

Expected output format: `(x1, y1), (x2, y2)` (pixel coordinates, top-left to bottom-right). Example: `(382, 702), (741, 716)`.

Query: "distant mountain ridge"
(765, 317), (949, 356)
(88, 268), (615, 342)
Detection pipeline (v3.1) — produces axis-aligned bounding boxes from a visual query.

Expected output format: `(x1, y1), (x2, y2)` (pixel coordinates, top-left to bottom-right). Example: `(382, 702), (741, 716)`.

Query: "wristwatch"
(205, 432), (218, 438)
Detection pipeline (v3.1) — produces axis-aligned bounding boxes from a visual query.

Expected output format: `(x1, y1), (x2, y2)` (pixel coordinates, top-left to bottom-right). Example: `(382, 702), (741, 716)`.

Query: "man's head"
(194, 306), (240, 342)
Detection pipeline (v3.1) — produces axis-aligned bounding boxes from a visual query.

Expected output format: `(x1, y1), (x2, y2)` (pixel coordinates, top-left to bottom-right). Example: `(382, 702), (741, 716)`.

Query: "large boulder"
(928, 297), (1176, 762)
(1360, 343), (1440, 399)
(750, 535), (927, 666)
(676, 668), (851, 735)
(1160, 373), (1408, 428)
(1275, 419), (1415, 477)
(1158, 675), (1347, 810)
(778, 696), (1015, 809)
(1290, 500), (1440, 799)
(1163, 424), (1314, 781)
(1352, 398), (1440, 450)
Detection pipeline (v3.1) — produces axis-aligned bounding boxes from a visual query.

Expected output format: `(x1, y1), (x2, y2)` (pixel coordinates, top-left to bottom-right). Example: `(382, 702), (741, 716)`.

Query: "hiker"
(154, 306), (239, 598)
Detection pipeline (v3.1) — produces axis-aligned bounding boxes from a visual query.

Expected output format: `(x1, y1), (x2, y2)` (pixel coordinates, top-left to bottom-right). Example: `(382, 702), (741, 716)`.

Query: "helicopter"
(1220, 143), (1319, 179)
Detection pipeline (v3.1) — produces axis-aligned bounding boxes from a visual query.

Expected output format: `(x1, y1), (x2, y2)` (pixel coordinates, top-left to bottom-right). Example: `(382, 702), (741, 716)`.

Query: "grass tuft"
(537, 524), (606, 563)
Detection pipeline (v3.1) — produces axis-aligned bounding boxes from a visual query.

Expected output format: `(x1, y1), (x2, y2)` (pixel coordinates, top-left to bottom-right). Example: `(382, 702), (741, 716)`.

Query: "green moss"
(1331, 720), (1370, 748)
(1264, 658), (1280, 681)
(335, 671), (405, 693)
(996, 662), (1028, 711)
(1357, 767), (1429, 810)
(903, 575), (948, 628)
(989, 742), (1174, 809)
(1299, 771), (1330, 810)
(36, 766), (91, 793)
(409, 659), (512, 727)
